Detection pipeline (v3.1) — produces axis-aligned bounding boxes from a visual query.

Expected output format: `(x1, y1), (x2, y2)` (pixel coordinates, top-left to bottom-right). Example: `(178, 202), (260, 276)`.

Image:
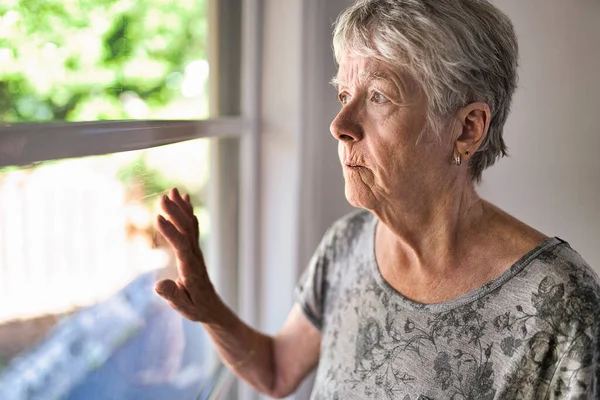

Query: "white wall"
(481, 0), (600, 270)
(257, 0), (306, 344)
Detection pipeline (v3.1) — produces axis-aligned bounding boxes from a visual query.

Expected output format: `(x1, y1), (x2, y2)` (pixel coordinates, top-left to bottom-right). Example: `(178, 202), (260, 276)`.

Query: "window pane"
(0, 0), (209, 122)
(0, 138), (214, 399)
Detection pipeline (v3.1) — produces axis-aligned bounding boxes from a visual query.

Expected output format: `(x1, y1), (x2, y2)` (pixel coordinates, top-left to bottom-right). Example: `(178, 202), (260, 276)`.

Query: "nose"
(330, 107), (363, 143)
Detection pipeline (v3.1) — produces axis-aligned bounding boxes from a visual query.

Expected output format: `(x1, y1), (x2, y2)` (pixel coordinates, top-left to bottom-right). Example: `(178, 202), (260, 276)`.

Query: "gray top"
(296, 210), (600, 399)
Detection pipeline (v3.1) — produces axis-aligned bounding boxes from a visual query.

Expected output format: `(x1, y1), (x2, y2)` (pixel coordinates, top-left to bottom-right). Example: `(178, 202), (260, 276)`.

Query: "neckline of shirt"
(367, 213), (564, 313)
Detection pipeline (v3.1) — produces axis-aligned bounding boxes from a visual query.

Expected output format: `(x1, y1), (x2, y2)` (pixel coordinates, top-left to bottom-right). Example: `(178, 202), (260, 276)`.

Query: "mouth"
(344, 163), (367, 169)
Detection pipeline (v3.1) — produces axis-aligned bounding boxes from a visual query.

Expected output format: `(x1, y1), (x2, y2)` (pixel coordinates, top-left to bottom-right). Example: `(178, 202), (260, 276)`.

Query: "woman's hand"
(154, 189), (321, 398)
(154, 187), (223, 323)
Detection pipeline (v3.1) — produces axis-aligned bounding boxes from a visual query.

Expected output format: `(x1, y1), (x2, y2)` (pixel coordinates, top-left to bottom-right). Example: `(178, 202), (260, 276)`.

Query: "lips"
(342, 149), (366, 168)
(344, 159), (366, 167)
(344, 162), (367, 169)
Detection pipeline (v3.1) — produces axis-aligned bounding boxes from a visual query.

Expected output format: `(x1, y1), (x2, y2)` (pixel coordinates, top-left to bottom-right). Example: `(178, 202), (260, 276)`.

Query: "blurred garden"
(0, 2), (214, 396)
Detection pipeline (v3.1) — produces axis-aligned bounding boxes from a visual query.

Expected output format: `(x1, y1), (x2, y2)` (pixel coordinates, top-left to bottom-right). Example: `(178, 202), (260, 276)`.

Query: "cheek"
(369, 112), (425, 172)
(365, 133), (403, 176)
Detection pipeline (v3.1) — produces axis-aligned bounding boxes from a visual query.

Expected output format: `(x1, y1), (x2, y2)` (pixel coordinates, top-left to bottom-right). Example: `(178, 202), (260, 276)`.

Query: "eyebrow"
(330, 70), (394, 90)
(330, 75), (344, 90)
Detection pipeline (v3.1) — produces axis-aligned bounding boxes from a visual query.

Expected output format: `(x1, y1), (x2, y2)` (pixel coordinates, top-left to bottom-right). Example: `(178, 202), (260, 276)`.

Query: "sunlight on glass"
(0, 0), (209, 122)
(0, 139), (212, 399)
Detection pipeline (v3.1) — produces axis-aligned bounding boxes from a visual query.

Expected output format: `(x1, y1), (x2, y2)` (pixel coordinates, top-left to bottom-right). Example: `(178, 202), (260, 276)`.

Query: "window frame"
(0, 118), (245, 167)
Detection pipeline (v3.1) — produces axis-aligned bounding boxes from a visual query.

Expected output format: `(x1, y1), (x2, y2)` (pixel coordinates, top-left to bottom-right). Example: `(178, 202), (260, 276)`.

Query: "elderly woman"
(155, 0), (599, 398)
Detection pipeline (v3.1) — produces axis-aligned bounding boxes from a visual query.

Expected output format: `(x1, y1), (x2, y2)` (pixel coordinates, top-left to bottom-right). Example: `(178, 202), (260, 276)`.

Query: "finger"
(183, 194), (196, 220)
(171, 189), (200, 247)
(172, 188), (193, 217)
(175, 279), (194, 303)
(157, 215), (207, 282)
(156, 280), (202, 322)
(155, 279), (193, 309)
(161, 195), (193, 237)
(183, 193), (193, 210)
(157, 215), (196, 277)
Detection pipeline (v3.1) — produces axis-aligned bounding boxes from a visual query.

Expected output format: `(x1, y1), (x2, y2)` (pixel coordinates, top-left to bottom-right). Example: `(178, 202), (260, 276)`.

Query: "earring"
(455, 154), (462, 166)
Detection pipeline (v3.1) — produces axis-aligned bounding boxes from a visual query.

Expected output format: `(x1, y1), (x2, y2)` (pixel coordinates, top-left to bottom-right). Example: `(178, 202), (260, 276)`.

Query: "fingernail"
(158, 215), (166, 222)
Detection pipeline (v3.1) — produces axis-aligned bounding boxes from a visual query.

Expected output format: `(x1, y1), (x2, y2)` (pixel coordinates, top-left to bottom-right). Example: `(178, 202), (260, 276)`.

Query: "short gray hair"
(333, 0), (519, 182)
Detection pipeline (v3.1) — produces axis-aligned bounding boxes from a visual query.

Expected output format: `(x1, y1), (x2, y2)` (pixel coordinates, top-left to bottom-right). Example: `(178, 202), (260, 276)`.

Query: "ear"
(454, 102), (491, 160)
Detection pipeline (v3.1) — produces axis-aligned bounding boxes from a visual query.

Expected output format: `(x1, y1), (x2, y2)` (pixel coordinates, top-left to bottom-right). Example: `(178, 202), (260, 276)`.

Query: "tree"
(0, 0), (208, 122)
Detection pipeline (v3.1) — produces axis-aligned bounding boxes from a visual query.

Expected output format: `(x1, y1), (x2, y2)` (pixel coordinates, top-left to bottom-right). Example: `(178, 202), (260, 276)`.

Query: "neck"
(372, 182), (487, 275)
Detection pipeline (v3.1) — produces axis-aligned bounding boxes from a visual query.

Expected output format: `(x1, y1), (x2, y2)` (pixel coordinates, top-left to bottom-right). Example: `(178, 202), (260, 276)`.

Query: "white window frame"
(0, 0), (262, 398)
(0, 119), (244, 167)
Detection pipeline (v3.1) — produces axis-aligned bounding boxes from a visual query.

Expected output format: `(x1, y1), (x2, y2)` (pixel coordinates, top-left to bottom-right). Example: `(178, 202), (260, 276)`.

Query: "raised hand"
(154, 189), (320, 398)
(154, 188), (223, 323)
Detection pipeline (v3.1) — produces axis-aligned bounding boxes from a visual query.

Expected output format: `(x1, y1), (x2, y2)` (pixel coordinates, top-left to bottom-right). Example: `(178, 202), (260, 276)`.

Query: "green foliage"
(117, 155), (173, 205)
(116, 155), (201, 208)
(0, 0), (208, 122)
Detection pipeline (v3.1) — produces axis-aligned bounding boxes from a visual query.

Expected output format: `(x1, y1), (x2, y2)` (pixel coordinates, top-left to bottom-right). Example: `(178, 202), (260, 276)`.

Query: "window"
(0, 0), (258, 399)
(0, 142), (214, 399)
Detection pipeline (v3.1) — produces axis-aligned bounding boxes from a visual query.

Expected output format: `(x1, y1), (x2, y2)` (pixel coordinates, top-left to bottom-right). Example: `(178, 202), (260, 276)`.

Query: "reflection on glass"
(0, 0), (209, 122)
(0, 139), (212, 399)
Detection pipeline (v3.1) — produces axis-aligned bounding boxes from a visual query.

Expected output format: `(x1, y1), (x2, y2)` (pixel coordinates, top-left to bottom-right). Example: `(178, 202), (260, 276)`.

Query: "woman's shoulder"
(534, 238), (598, 282)
(529, 238), (600, 309)
(326, 208), (374, 240)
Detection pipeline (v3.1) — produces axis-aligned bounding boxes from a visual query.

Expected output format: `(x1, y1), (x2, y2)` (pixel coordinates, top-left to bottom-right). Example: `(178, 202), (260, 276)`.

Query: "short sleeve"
(546, 329), (600, 399)
(294, 228), (333, 331)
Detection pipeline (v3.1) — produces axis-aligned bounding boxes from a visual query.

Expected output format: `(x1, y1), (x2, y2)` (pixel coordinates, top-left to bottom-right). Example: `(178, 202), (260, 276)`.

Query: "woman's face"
(331, 53), (454, 211)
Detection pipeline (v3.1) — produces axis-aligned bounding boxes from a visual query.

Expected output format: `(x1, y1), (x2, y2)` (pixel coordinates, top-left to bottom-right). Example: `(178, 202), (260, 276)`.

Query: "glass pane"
(0, 0), (209, 122)
(0, 138), (214, 399)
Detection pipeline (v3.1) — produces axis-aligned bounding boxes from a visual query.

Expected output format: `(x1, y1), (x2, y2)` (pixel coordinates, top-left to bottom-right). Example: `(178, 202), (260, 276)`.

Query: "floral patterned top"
(296, 210), (600, 399)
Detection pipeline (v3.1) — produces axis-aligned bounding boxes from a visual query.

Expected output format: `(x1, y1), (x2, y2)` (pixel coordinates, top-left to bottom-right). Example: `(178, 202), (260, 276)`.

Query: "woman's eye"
(338, 92), (350, 105)
(371, 91), (389, 104)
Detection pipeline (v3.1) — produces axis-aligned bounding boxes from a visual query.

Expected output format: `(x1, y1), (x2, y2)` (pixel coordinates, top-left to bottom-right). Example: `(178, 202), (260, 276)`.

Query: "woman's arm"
(203, 302), (321, 398)
(155, 188), (321, 398)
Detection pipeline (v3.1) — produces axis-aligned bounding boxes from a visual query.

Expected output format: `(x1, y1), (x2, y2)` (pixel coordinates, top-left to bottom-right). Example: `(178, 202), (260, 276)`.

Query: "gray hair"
(333, 0), (519, 182)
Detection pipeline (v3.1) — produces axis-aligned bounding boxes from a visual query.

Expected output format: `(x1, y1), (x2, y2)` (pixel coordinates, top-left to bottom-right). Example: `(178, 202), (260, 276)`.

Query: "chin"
(344, 184), (374, 210)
